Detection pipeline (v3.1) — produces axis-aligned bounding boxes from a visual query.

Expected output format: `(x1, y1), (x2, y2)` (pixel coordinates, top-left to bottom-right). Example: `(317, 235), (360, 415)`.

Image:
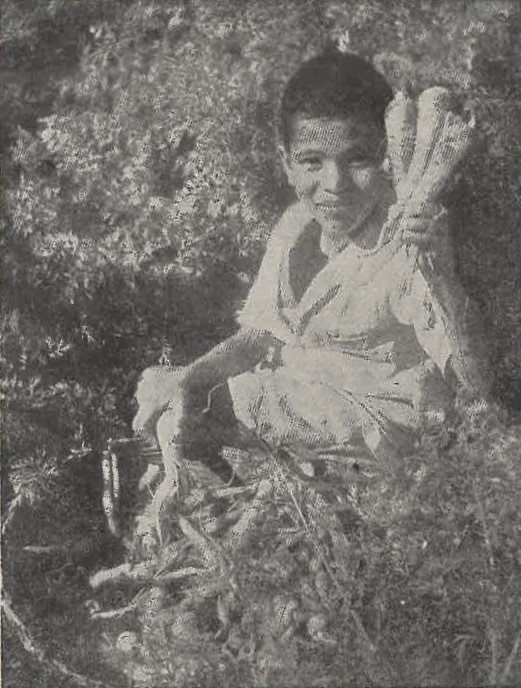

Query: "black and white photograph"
(2, 1), (521, 686)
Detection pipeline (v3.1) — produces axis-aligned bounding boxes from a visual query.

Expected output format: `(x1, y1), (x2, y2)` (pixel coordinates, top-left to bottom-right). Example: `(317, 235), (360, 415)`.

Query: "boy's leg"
(185, 382), (242, 482)
(156, 381), (241, 483)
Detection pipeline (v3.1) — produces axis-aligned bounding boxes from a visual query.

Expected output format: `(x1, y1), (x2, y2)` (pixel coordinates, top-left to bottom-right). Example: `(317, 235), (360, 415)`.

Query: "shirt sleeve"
(389, 245), (487, 394)
(237, 203), (311, 341)
(237, 232), (283, 332)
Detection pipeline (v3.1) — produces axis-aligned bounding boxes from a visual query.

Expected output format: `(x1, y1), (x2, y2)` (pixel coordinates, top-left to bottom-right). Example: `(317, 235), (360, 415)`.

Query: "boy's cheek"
(290, 175), (318, 201)
(351, 167), (379, 191)
(286, 164), (313, 194)
(294, 184), (314, 201)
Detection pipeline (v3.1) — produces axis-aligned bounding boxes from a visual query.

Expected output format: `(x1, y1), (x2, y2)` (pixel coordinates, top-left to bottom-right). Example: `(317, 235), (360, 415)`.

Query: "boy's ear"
(278, 143), (295, 185)
(278, 143), (290, 172)
(375, 136), (388, 167)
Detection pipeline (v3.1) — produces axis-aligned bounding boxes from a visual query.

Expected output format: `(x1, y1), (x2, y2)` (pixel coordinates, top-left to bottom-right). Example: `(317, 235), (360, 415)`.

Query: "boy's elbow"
(205, 327), (283, 380)
(238, 327), (283, 356)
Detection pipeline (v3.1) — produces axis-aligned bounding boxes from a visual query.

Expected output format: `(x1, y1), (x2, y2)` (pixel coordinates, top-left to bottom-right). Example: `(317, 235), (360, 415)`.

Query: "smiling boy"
(134, 49), (484, 471)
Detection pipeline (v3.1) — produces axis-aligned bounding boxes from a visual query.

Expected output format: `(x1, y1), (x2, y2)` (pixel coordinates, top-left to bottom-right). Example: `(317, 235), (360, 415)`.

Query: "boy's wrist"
(186, 329), (280, 382)
(182, 361), (214, 395)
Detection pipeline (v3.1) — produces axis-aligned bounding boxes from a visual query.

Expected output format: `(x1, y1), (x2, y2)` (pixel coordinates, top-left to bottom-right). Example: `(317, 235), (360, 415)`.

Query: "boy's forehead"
(289, 116), (380, 153)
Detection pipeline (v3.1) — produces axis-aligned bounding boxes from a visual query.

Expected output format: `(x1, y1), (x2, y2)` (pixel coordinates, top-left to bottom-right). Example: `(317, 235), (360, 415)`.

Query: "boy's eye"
(343, 152), (374, 168)
(348, 158), (373, 169)
(298, 156), (323, 169)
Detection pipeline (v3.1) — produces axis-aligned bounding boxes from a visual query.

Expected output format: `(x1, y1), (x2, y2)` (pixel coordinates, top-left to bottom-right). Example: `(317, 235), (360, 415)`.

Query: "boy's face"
(283, 115), (386, 234)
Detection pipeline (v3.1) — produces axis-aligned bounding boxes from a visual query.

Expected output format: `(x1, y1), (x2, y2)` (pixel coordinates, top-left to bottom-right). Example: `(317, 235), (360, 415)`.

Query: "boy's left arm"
(418, 256), (489, 396)
(391, 209), (490, 397)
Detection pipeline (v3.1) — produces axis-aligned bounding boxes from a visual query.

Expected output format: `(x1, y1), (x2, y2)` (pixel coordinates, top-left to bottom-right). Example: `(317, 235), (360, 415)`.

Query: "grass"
(3, 394), (521, 687)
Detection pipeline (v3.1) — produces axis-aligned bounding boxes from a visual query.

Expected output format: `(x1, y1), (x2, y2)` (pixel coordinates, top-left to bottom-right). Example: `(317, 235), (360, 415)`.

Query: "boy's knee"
(204, 382), (237, 427)
(155, 382), (236, 455)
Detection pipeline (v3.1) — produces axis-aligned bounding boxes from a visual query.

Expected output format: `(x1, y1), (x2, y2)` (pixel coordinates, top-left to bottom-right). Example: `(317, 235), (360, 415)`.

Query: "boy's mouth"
(315, 201), (350, 210)
(315, 202), (352, 218)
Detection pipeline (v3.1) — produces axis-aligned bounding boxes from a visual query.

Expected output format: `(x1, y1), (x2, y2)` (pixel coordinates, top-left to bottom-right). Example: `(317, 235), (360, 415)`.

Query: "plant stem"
(500, 632), (521, 684)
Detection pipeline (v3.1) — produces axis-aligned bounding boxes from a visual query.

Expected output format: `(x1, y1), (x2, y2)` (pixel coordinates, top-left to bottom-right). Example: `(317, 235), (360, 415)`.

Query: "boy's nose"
(322, 160), (348, 193)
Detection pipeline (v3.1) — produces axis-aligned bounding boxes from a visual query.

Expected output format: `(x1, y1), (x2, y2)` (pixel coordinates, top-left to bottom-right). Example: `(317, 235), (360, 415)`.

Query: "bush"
(112, 398), (519, 686)
(3, 1), (521, 685)
(6, 396), (520, 687)
(2, 0), (327, 482)
(4, 1), (521, 482)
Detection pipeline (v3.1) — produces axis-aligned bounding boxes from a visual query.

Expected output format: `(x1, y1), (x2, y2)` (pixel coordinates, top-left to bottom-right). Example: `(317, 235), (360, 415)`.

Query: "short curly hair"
(279, 48), (393, 150)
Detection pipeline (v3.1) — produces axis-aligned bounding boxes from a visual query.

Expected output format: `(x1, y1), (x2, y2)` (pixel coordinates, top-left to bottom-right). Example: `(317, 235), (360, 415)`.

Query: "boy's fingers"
(402, 218), (446, 239)
(132, 406), (149, 434)
(132, 403), (162, 438)
(403, 231), (443, 248)
(402, 204), (448, 229)
(402, 216), (443, 232)
(402, 228), (431, 240)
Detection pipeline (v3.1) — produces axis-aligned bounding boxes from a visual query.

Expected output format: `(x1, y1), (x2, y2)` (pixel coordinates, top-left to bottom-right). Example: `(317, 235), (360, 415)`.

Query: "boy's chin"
(315, 211), (352, 233)
(312, 199), (381, 236)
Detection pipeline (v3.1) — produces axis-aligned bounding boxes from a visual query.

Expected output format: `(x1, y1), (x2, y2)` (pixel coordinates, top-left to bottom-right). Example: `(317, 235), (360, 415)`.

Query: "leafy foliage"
(94, 399), (521, 686)
(3, 0), (326, 487)
(3, 1), (521, 686)
(7, 398), (519, 687)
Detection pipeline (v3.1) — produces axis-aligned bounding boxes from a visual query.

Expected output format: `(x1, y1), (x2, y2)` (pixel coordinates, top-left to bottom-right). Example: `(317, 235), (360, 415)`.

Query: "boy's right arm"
(133, 203), (302, 444)
(132, 328), (282, 443)
(184, 328), (282, 391)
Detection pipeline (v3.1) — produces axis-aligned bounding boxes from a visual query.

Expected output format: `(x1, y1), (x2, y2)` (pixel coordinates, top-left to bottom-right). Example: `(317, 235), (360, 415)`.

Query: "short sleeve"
(237, 203), (312, 341)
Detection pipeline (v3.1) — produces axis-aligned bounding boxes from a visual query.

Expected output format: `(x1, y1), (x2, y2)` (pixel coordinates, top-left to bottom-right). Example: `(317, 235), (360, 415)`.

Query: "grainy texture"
(2, 1), (521, 686)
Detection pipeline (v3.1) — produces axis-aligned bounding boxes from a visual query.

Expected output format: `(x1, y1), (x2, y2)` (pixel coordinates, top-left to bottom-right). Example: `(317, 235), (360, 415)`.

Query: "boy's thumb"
(132, 403), (158, 437)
